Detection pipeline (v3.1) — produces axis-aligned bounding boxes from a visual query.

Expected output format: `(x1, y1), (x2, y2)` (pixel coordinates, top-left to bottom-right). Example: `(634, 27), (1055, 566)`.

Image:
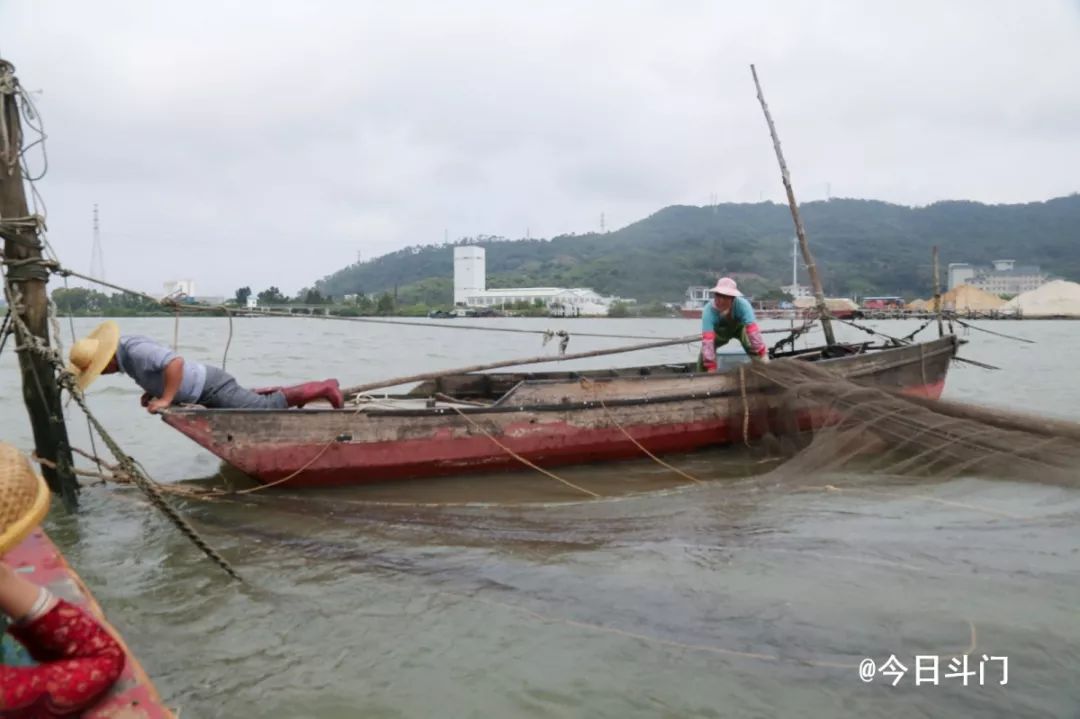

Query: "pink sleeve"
(701, 330), (717, 370)
(2, 599), (125, 715)
(745, 322), (767, 357)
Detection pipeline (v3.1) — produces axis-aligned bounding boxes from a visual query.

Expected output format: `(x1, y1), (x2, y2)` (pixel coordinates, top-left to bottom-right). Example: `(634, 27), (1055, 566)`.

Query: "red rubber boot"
(280, 379), (344, 409)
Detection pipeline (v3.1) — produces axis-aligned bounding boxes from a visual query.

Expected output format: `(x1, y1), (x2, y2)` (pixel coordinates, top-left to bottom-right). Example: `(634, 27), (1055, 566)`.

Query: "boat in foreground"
(1, 529), (174, 718)
(162, 336), (957, 489)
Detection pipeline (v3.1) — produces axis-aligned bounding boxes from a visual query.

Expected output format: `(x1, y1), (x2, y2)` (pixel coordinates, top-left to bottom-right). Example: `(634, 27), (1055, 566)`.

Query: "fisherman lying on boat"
(698, 277), (769, 371)
(0, 443), (125, 716)
(67, 321), (344, 412)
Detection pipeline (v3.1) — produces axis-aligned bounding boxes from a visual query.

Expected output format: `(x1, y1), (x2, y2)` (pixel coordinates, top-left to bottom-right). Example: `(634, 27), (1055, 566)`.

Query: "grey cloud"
(1, 0), (1077, 297)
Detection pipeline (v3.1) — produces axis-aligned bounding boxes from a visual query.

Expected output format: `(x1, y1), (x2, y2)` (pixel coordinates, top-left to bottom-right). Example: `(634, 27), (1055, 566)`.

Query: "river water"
(1, 316), (1077, 718)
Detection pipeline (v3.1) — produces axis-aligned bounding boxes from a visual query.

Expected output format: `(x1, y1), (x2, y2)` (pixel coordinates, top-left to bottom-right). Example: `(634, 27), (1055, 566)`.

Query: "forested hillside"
(315, 195), (1080, 303)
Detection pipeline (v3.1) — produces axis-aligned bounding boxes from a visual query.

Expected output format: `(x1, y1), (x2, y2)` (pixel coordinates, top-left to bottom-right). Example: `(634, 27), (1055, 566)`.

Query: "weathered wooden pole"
(750, 64), (836, 346)
(932, 245), (943, 337)
(0, 58), (78, 509)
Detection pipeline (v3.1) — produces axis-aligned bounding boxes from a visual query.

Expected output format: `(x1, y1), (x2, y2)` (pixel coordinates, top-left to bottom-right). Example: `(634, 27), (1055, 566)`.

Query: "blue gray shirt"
(115, 335), (207, 403)
(701, 296), (757, 333)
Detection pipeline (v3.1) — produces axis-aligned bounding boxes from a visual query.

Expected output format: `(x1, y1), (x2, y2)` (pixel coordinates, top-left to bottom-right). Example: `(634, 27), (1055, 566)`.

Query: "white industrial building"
(781, 282), (813, 299)
(161, 279), (224, 306)
(163, 279), (196, 298)
(947, 260), (1049, 295)
(453, 246), (628, 316)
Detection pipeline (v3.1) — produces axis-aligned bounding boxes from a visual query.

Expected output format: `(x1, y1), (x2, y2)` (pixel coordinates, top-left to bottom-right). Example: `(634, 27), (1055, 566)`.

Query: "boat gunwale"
(163, 336), (956, 421)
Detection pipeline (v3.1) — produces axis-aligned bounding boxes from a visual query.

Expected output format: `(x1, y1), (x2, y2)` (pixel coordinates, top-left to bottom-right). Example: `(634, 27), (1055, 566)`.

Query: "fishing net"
(735, 357), (1080, 488)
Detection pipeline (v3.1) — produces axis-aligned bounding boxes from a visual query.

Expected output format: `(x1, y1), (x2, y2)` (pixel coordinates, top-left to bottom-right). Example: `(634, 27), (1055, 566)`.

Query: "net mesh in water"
(736, 358), (1080, 488)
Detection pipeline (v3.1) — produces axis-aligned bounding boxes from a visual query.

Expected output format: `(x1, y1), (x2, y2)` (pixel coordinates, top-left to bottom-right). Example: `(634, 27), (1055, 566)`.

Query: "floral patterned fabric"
(1, 599), (125, 717)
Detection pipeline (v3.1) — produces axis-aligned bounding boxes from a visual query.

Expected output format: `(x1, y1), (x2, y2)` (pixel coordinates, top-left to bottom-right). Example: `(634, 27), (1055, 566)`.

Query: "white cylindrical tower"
(454, 246), (486, 306)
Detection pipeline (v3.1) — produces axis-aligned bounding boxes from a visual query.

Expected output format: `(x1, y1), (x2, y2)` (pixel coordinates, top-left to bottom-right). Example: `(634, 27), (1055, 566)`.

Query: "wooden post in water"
(0, 58), (78, 509)
(750, 64), (836, 346)
(932, 245), (943, 337)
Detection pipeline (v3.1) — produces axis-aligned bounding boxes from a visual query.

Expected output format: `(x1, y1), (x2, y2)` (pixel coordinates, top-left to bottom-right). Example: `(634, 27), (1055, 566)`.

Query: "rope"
(2, 271), (240, 578)
(448, 406), (600, 498)
(739, 366), (750, 446)
(1, 279), (79, 509)
(900, 318), (933, 343)
(62, 380), (241, 580)
(10, 65), (48, 183)
(60, 274), (105, 476)
(832, 317), (996, 370)
(38, 261), (805, 346)
(769, 318), (816, 354)
(229, 437), (337, 494)
(579, 378), (704, 485)
(952, 318), (1035, 344)
(221, 307), (233, 370)
(835, 317), (910, 345)
(1, 256), (50, 280)
(172, 308), (179, 351)
(191, 396), (378, 495)
(0, 307), (9, 357)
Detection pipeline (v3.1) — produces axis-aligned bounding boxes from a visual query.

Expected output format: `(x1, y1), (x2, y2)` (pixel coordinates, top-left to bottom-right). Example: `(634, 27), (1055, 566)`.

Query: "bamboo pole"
(342, 335), (700, 398)
(750, 64), (836, 346)
(0, 58), (78, 509)
(932, 245), (943, 337)
(894, 392), (1080, 442)
(342, 325), (807, 398)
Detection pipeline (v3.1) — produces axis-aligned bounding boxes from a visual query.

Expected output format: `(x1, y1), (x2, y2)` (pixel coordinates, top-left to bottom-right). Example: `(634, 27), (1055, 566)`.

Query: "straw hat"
(0, 443), (50, 555)
(67, 320), (120, 391)
(709, 277), (743, 297)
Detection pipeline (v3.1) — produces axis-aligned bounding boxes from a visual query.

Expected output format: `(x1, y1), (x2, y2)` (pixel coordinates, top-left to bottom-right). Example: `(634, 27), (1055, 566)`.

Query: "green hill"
(314, 194), (1080, 303)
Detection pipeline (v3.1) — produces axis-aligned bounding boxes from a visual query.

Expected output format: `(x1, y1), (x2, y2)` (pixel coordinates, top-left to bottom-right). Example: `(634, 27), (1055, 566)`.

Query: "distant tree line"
(310, 195), (1080, 303)
(52, 288), (169, 316)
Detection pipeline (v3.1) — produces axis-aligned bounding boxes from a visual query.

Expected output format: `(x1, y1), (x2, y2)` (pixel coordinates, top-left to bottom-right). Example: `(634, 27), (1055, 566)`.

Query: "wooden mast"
(750, 64), (836, 346)
(0, 58), (78, 509)
(932, 245), (944, 337)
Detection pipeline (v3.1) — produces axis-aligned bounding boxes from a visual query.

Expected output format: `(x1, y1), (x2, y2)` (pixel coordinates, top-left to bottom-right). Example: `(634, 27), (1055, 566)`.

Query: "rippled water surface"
(2, 316), (1078, 718)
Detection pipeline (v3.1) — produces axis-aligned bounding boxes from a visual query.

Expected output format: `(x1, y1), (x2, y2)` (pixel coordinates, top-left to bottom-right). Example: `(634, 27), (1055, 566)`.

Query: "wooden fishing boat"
(1, 529), (174, 718)
(161, 336), (957, 489)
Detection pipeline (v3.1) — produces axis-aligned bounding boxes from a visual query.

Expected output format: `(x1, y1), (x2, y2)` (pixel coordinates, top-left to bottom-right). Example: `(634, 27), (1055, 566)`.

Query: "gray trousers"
(197, 367), (288, 409)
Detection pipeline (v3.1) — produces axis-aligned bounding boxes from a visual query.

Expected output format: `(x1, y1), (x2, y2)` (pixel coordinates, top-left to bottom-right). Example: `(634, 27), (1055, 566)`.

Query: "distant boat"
(1, 529), (174, 717)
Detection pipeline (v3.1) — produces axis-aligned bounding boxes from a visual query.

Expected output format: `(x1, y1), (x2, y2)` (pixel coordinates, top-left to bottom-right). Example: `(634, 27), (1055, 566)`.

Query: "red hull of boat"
(163, 337), (955, 489)
(174, 381), (944, 488)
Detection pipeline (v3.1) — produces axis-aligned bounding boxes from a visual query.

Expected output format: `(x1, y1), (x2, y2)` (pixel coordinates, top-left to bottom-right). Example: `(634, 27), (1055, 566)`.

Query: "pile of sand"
(793, 297), (859, 312)
(906, 299), (929, 311)
(940, 284), (1006, 312)
(1003, 280), (1080, 317)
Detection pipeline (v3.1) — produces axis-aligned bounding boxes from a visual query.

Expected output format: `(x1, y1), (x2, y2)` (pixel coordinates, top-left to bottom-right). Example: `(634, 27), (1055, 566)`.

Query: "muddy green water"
(1, 317), (1077, 718)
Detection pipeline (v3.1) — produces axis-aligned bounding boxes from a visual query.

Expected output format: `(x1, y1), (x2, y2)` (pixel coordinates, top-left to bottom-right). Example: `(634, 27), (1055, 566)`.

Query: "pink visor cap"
(710, 277), (743, 297)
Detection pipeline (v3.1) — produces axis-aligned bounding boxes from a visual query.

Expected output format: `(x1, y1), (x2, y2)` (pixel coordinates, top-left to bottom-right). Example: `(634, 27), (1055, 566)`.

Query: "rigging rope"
(39, 262), (798, 344)
(2, 270), (240, 579)
(448, 406), (600, 498)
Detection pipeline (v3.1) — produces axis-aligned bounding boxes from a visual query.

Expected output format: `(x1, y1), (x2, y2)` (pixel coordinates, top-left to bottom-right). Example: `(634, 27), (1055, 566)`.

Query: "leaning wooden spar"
(161, 336), (957, 488)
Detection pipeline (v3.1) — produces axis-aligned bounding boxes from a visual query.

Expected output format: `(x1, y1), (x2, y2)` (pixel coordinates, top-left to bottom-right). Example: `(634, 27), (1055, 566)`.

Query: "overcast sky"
(2, 1), (1078, 298)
